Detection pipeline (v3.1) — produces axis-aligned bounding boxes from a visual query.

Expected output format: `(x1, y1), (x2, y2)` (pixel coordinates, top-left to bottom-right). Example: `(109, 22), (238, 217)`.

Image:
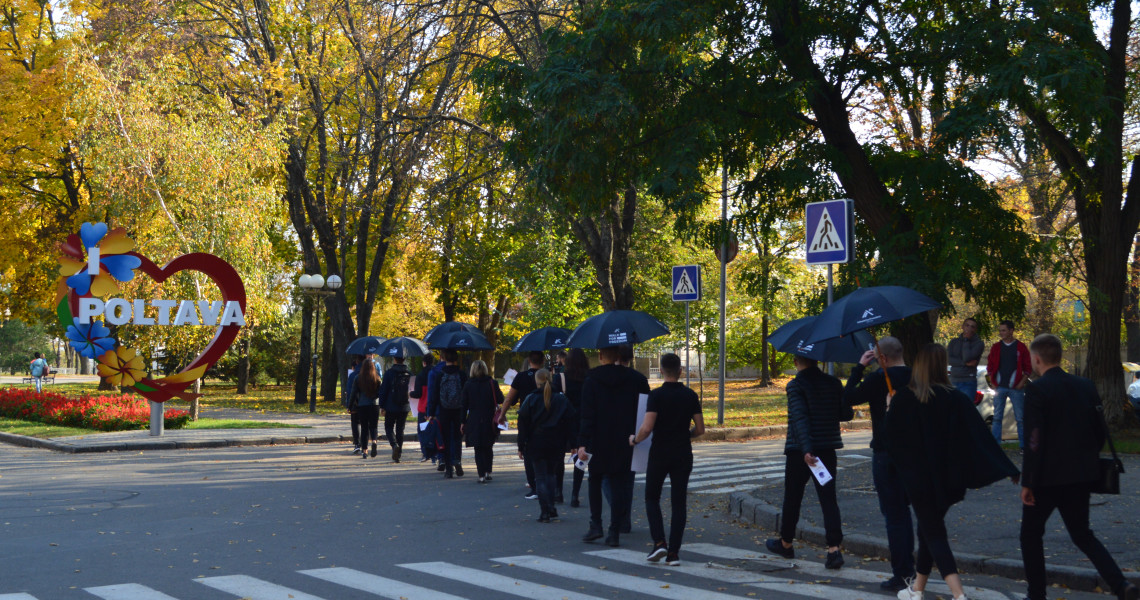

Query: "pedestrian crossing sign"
(672, 265), (701, 302)
(805, 199), (854, 265)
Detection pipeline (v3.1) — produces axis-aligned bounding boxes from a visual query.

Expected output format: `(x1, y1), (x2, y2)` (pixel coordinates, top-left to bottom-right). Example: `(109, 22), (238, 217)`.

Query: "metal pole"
(309, 294), (319, 413)
(718, 160), (727, 426)
(148, 401), (163, 436)
(827, 264), (834, 376)
(685, 301), (691, 388)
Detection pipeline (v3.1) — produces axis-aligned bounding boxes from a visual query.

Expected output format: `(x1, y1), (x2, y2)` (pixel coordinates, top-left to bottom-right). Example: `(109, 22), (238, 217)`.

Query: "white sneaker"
(896, 582), (923, 600)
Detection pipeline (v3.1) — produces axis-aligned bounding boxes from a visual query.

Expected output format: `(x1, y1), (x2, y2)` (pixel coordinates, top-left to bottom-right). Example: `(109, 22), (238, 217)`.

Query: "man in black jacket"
(1019, 334), (1138, 600)
(844, 336), (914, 592)
(765, 355), (845, 569)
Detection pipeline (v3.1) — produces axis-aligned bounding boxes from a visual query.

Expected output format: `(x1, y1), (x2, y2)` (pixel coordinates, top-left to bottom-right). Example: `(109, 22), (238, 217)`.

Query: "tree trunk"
(569, 186), (637, 311)
(190, 379), (201, 420)
(295, 302), (313, 404)
(1085, 233), (1130, 424)
(760, 313), (771, 386)
(321, 315), (337, 403)
(1125, 237), (1140, 361)
(236, 335), (250, 394)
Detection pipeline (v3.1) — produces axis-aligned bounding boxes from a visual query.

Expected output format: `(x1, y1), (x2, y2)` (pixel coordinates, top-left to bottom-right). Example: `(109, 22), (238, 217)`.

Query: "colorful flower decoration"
(58, 222), (141, 297)
(96, 347), (147, 387)
(66, 319), (116, 359)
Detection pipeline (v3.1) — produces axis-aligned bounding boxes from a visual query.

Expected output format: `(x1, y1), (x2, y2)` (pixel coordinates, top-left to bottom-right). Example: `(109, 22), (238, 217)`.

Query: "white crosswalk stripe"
(0, 594), (38, 600)
(194, 575), (325, 600)
(399, 561), (607, 600)
(301, 567), (470, 600)
(85, 584), (181, 600)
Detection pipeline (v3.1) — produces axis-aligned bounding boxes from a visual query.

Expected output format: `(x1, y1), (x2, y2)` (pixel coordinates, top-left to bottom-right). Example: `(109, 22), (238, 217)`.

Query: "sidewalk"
(729, 452), (1140, 595)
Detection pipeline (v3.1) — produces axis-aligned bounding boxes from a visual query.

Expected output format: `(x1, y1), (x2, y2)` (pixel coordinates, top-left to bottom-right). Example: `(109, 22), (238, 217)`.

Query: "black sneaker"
(394, 446), (402, 462)
(764, 538), (794, 559)
(582, 525), (604, 542)
(665, 553), (680, 566)
(605, 530), (620, 547)
(437, 463), (446, 472)
(454, 464), (464, 477)
(484, 475), (493, 481)
(880, 576), (909, 592)
(419, 456), (430, 462)
(370, 442), (377, 457)
(352, 446), (362, 455)
(444, 468), (453, 479)
(825, 549), (844, 569)
(524, 492), (538, 500)
(647, 542), (668, 563)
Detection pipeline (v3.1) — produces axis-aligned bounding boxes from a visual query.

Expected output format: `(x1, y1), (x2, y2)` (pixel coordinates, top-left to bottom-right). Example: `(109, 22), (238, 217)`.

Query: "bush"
(0, 387), (190, 431)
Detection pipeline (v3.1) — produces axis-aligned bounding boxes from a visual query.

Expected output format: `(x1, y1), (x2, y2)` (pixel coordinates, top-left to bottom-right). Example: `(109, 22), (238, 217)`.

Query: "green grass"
(183, 419), (302, 430)
(0, 417), (97, 438)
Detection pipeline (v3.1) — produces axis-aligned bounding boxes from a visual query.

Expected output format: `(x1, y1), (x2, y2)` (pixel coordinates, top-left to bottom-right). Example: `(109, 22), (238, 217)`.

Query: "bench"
(22, 375), (56, 386)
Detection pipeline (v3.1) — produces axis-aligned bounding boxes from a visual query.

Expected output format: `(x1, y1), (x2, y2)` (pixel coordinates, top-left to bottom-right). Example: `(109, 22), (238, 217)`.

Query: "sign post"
(672, 265), (701, 387)
(805, 199), (854, 375)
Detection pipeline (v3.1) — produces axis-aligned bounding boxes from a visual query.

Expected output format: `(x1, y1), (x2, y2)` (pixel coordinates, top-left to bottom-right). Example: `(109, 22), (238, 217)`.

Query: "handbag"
(1092, 406), (1124, 495)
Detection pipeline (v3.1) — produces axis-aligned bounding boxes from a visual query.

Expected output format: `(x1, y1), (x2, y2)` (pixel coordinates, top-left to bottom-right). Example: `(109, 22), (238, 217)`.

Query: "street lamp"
(298, 273), (342, 413)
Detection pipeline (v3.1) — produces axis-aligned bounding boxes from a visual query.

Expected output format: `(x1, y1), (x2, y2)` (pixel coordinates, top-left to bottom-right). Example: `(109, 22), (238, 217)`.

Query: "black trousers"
(644, 454), (693, 552)
(588, 467), (631, 532)
(474, 445), (493, 477)
(571, 464), (585, 500)
(531, 451), (563, 514)
(437, 409), (462, 466)
(911, 500), (957, 577)
(778, 449), (842, 547)
(384, 410), (408, 448)
(358, 406), (380, 443)
(1020, 483), (1127, 599)
(349, 411), (361, 447)
(524, 449), (536, 492)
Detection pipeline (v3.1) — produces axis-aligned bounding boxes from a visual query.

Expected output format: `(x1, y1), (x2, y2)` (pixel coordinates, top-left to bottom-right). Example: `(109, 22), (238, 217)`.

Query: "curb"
(726, 491), (1125, 594)
(696, 419), (871, 442)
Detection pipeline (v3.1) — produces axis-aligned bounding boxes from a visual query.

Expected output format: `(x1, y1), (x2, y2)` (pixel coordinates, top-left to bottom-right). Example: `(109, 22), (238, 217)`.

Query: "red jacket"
(986, 340), (1031, 388)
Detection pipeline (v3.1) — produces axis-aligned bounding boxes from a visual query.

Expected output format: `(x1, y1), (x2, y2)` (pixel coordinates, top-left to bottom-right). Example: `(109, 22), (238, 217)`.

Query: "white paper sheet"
(419, 420), (429, 432)
(503, 368), (518, 386)
(630, 393), (652, 473)
(810, 460), (834, 486)
(575, 451), (592, 472)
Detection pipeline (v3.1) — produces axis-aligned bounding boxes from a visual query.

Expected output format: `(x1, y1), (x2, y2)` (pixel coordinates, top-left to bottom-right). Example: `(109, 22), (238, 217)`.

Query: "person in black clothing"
(353, 359), (382, 460)
(344, 356), (363, 455)
(889, 344), (1018, 600)
(428, 349), (468, 478)
(1019, 334), (1139, 600)
(631, 353), (704, 566)
(557, 348), (589, 507)
(460, 359), (503, 482)
(604, 343), (648, 534)
(577, 346), (646, 547)
(378, 354), (413, 462)
(844, 336), (915, 592)
(501, 351), (544, 499)
(409, 354), (437, 464)
(518, 368), (576, 522)
(765, 355), (846, 569)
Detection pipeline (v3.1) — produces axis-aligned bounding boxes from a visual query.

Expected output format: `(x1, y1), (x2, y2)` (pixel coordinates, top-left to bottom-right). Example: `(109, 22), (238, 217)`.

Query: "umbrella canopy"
(423, 321), (481, 343)
(768, 316), (876, 363)
(512, 327), (573, 353)
(374, 336), (431, 359)
(565, 310), (670, 349)
(805, 286), (940, 344)
(345, 335), (386, 356)
(427, 329), (494, 351)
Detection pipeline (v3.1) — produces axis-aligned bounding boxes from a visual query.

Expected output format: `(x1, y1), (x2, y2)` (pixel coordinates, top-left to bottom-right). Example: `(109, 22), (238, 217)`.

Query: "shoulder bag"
(1092, 406), (1124, 495)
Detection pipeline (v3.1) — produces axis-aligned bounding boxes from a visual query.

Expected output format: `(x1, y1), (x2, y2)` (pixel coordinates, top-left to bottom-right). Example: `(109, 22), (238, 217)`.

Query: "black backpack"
(439, 370), (463, 410)
(389, 370), (412, 410)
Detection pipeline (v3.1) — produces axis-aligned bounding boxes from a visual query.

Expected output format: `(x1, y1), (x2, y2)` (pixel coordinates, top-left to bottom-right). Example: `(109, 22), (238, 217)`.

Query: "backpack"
(31, 359), (45, 377)
(389, 369), (412, 410)
(439, 370), (463, 410)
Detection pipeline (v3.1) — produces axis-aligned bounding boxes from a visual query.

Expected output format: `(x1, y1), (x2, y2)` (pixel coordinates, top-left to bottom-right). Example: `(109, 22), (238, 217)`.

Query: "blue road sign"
(805, 199), (854, 265)
(672, 265), (701, 302)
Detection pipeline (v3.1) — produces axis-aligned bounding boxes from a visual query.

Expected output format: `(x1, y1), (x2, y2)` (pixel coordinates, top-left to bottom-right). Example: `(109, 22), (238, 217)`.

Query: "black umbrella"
(374, 336), (431, 359)
(564, 310), (670, 349)
(804, 286), (941, 343)
(768, 316), (876, 363)
(512, 327), (573, 352)
(427, 329), (494, 351)
(345, 335), (386, 356)
(423, 321), (481, 343)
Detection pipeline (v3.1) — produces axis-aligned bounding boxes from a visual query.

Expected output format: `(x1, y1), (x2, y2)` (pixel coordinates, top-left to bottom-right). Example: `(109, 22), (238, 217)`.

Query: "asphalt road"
(0, 433), (1111, 600)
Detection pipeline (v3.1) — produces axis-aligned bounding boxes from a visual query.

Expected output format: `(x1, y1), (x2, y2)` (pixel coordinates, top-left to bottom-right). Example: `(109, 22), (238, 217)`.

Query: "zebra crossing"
(0, 541), (1019, 600)
(634, 453), (872, 495)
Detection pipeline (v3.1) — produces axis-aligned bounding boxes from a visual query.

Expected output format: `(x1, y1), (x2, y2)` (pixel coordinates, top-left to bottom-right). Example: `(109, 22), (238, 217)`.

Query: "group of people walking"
(771, 324), (1138, 600)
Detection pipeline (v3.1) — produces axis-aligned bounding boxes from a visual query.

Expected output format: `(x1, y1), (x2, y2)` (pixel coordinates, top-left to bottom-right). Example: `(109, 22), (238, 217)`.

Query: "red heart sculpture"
(68, 250), (246, 403)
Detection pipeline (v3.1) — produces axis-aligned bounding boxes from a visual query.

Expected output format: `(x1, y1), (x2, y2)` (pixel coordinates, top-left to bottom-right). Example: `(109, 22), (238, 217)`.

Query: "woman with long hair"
(353, 359), (383, 460)
(460, 359), (503, 482)
(517, 368), (576, 522)
(889, 343), (1017, 600)
(557, 348), (590, 507)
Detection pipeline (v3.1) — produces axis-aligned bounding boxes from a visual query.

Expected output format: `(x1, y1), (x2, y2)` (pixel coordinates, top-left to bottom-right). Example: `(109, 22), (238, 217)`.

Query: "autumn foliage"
(0, 388), (190, 431)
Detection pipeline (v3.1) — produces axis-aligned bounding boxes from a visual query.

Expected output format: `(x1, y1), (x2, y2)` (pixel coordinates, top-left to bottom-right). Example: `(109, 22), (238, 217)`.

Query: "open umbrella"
(565, 310), (669, 349)
(767, 316), (876, 363)
(804, 286), (941, 343)
(345, 335), (386, 356)
(512, 327), (573, 352)
(374, 336), (431, 359)
(423, 321), (481, 343)
(427, 329), (494, 351)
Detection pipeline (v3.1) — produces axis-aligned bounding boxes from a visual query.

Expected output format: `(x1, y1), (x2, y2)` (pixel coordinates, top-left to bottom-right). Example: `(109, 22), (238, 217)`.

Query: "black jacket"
(518, 390), (576, 455)
(1022, 366), (1105, 489)
(886, 385), (1019, 512)
(378, 364), (412, 413)
(784, 366), (845, 456)
(845, 364), (912, 451)
(578, 364), (650, 472)
(461, 375), (502, 448)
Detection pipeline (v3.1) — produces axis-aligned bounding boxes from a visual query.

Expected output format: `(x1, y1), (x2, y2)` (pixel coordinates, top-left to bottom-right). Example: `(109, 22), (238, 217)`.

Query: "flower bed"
(0, 388), (190, 431)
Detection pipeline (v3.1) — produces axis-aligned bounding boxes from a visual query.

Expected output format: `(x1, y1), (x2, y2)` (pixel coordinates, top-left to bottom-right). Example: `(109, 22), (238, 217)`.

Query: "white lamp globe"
(298, 274), (313, 289)
(310, 274), (325, 289)
(326, 275), (342, 290)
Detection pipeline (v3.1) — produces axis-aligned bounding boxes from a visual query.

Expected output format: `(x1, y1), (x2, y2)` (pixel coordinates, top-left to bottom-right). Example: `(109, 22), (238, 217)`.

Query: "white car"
(966, 366), (1017, 440)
